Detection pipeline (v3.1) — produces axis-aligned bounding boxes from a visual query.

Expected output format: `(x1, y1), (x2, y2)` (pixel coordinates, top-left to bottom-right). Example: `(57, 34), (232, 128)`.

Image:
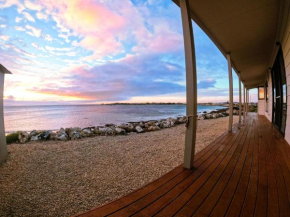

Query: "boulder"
(118, 123), (134, 132)
(42, 131), (51, 140)
(135, 125), (143, 133)
(81, 128), (93, 137)
(176, 116), (187, 124)
(198, 115), (205, 120)
(115, 127), (126, 135)
(30, 134), (40, 141)
(148, 126), (160, 131)
(18, 131), (29, 143)
(55, 128), (68, 141)
(205, 114), (212, 119)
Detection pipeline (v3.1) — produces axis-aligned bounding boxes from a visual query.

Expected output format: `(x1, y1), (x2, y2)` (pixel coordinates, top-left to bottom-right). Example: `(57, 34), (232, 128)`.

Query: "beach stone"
(105, 123), (115, 127)
(29, 130), (39, 137)
(71, 132), (82, 140)
(81, 128), (93, 137)
(56, 128), (68, 141)
(118, 123), (134, 132)
(212, 114), (217, 119)
(135, 125), (143, 133)
(30, 134), (40, 141)
(205, 114), (212, 119)
(105, 128), (116, 136)
(49, 132), (57, 140)
(176, 116), (187, 124)
(18, 131), (29, 143)
(42, 131), (51, 140)
(115, 127), (126, 135)
(139, 122), (145, 127)
(203, 111), (207, 113)
(198, 115), (205, 120)
(148, 126), (160, 131)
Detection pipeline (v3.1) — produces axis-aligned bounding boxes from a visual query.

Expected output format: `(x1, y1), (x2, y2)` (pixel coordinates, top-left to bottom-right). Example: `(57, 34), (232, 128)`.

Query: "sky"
(0, 0), (258, 106)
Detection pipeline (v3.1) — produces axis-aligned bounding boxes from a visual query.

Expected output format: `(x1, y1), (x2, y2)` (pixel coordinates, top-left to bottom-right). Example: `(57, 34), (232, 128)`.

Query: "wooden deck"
(76, 113), (290, 217)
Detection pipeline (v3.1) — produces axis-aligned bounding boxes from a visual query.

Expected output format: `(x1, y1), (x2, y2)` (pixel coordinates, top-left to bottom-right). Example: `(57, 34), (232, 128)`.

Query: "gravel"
(0, 116), (238, 217)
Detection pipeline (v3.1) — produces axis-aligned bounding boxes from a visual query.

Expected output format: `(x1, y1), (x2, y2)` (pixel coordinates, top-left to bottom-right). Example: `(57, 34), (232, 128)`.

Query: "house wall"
(258, 99), (265, 115)
(265, 71), (272, 122)
(281, 13), (290, 144)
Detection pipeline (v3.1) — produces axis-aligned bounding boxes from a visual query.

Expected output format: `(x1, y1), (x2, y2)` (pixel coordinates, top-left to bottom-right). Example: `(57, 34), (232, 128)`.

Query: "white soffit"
(174, 0), (281, 88)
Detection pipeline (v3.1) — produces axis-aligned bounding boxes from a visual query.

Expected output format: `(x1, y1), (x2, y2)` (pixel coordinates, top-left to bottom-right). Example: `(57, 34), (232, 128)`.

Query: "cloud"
(24, 0), (42, 11)
(28, 53), (185, 102)
(15, 17), (23, 23)
(22, 11), (35, 22)
(0, 24), (6, 28)
(0, 0), (25, 13)
(15, 26), (25, 31)
(36, 11), (48, 20)
(43, 34), (53, 41)
(0, 35), (9, 41)
(25, 24), (41, 37)
(197, 79), (217, 89)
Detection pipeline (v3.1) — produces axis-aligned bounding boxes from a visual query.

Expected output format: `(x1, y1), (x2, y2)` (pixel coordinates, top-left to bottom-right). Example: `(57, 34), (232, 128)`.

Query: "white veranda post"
(243, 86), (246, 120)
(227, 54), (233, 132)
(180, 0), (198, 169)
(238, 73), (242, 123)
(0, 64), (11, 165)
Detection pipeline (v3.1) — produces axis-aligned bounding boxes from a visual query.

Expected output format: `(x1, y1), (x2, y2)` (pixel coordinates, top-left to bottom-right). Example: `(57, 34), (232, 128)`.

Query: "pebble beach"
(0, 116), (238, 217)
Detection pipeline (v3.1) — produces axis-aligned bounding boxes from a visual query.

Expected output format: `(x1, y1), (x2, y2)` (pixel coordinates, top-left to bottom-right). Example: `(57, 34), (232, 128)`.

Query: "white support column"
(243, 86), (246, 120)
(247, 89), (250, 113)
(227, 54), (233, 132)
(246, 89), (249, 115)
(180, 0), (198, 169)
(0, 64), (11, 165)
(238, 73), (242, 123)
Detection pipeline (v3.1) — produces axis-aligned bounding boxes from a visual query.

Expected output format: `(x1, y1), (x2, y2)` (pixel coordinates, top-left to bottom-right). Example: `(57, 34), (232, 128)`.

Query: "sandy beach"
(0, 116), (238, 217)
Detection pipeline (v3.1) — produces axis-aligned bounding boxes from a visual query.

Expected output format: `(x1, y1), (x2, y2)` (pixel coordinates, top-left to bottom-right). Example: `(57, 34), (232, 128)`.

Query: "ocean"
(4, 104), (226, 132)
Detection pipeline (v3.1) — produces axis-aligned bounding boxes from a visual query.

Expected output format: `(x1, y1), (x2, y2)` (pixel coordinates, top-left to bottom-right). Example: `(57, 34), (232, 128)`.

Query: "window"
(258, 86), (265, 100)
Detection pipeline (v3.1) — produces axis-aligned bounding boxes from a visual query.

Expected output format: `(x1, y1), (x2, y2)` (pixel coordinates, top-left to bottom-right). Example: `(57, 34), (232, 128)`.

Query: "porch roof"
(173, 0), (284, 89)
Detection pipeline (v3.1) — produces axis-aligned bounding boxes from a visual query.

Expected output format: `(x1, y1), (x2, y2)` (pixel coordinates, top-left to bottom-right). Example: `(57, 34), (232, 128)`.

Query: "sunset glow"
(0, 0), (257, 105)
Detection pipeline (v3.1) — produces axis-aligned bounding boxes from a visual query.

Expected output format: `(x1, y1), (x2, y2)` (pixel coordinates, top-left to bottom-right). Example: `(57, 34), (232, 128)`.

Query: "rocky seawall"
(9, 108), (242, 144)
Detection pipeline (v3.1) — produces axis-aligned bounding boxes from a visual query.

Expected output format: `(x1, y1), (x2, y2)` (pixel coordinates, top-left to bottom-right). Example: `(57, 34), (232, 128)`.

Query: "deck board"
(75, 114), (290, 217)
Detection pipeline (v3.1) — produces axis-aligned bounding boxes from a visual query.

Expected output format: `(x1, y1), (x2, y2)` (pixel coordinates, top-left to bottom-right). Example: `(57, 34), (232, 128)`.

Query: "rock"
(115, 127), (126, 135)
(212, 113), (217, 119)
(198, 115), (205, 120)
(118, 123), (134, 132)
(30, 134), (40, 141)
(43, 131), (51, 140)
(203, 111), (207, 113)
(135, 125), (143, 133)
(148, 126), (160, 131)
(18, 131), (29, 143)
(70, 131), (81, 140)
(105, 123), (115, 127)
(205, 114), (212, 119)
(81, 128), (92, 137)
(105, 127), (116, 135)
(139, 122), (145, 127)
(176, 116), (187, 124)
(56, 128), (68, 141)
(98, 127), (116, 135)
(29, 130), (39, 137)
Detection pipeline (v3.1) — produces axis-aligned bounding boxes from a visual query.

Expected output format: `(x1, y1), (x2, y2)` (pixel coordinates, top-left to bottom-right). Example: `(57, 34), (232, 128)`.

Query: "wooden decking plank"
(262, 117), (290, 217)
(253, 117), (268, 217)
(108, 123), (243, 216)
(209, 120), (254, 217)
(137, 123), (251, 217)
(174, 119), (250, 216)
(225, 117), (256, 217)
(76, 124), (237, 217)
(143, 123), (247, 216)
(192, 121), (252, 217)
(75, 114), (290, 217)
(257, 116), (279, 217)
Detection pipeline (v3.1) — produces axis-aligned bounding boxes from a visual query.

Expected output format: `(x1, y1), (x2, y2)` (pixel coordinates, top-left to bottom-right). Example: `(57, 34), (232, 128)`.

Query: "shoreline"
(6, 107), (239, 144)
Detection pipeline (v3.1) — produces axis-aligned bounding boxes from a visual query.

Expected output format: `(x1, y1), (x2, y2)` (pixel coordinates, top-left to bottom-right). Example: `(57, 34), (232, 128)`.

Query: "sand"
(0, 116), (238, 217)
